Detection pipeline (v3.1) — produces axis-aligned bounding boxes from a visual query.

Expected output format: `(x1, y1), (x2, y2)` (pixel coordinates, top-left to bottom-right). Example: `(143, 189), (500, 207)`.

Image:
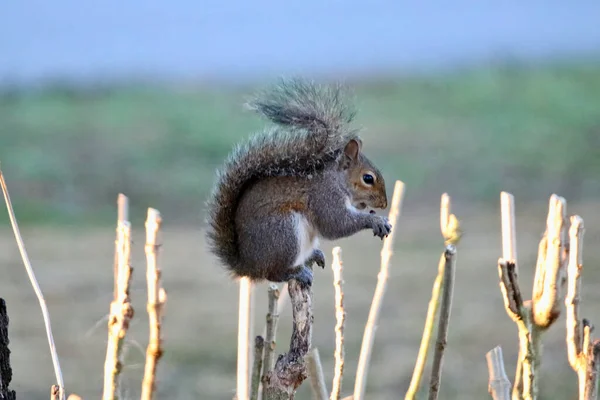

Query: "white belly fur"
(292, 212), (320, 267)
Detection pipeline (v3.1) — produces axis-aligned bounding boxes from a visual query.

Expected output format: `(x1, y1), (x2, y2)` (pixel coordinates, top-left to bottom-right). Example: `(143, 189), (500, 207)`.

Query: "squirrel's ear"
(344, 139), (362, 161)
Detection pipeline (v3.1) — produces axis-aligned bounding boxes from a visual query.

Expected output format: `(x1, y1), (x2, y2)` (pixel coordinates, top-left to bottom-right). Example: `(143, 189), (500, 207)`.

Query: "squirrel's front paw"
(371, 216), (392, 239)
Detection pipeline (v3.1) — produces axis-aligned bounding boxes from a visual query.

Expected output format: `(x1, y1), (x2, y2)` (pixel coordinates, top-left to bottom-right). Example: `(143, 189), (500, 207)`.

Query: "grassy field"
(0, 59), (599, 225)
(1, 59), (600, 399)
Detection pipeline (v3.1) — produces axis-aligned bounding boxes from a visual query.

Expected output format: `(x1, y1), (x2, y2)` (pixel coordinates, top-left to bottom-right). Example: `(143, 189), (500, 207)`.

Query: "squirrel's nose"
(381, 199), (388, 209)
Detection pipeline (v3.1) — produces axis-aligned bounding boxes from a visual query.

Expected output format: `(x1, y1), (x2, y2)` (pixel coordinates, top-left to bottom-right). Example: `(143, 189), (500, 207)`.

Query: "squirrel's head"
(339, 138), (388, 210)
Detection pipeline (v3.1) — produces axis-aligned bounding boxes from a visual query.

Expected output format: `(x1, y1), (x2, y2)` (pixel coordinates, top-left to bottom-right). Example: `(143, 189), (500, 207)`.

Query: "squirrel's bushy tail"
(205, 78), (358, 275)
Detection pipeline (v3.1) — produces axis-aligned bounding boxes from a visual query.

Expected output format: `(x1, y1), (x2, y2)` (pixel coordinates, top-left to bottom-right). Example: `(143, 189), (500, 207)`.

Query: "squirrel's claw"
(371, 216), (392, 239)
(307, 249), (326, 269)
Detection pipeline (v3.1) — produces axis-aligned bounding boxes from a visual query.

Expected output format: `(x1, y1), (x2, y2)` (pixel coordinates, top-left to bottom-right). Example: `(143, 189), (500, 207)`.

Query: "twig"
(262, 285), (281, 382)
(497, 258), (537, 400)
(307, 348), (328, 400)
(486, 346), (511, 400)
(440, 193), (450, 239)
(0, 168), (65, 400)
(251, 336), (265, 400)
(353, 180), (405, 400)
(261, 283), (288, 339)
(406, 193), (460, 400)
(532, 195), (567, 329)
(0, 299), (16, 400)
(405, 249), (445, 400)
(237, 277), (254, 400)
(102, 195), (133, 400)
(114, 194), (128, 300)
(331, 246), (345, 400)
(262, 280), (313, 398)
(141, 208), (166, 400)
(428, 245), (457, 400)
(500, 192), (518, 270)
(51, 385), (60, 400)
(499, 191), (527, 400)
(565, 216), (600, 400)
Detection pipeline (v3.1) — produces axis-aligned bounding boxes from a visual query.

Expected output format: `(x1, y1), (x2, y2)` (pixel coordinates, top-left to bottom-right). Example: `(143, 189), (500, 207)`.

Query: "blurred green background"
(2, 60), (599, 226)
(3, 2), (600, 399)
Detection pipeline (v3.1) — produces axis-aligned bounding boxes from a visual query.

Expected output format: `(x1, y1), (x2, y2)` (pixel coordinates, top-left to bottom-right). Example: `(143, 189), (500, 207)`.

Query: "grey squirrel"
(205, 78), (392, 286)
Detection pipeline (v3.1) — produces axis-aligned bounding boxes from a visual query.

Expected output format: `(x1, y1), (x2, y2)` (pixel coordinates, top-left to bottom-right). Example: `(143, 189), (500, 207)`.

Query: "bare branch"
(141, 208), (166, 400)
(532, 194), (567, 329)
(237, 277), (254, 400)
(440, 193), (450, 239)
(103, 195), (133, 400)
(498, 260), (524, 322)
(564, 216), (600, 399)
(500, 192), (518, 270)
(353, 180), (405, 400)
(307, 348), (328, 400)
(0, 299), (16, 400)
(51, 385), (60, 400)
(406, 192), (460, 400)
(586, 340), (600, 399)
(405, 251), (445, 400)
(262, 280), (313, 399)
(486, 346), (511, 400)
(262, 285), (281, 381)
(566, 216), (584, 370)
(428, 245), (457, 400)
(497, 258), (535, 399)
(331, 246), (345, 400)
(0, 168), (65, 400)
(113, 194), (128, 300)
(251, 336), (265, 400)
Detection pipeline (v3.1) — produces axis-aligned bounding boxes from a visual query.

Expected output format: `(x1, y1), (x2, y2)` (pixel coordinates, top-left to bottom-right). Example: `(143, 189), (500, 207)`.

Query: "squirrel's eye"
(362, 174), (375, 185)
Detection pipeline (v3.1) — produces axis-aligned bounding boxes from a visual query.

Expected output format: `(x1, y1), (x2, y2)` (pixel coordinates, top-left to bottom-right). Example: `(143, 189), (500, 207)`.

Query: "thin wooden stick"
(261, 283), (288, 339)
(532, 195), (567, 329)
(114, 194), (128, 300)
(440, 193), (450, 239)
(250, 336), (265, 400)
(307, 348), (329, 400)
(353, 180), (405, 400)
(0, 168), (66, 400)
(102, 195), (133, 400)
(262, 285), (280, 381)
(564, 216), (600, 400)
(0, 298), (16, 400)
(51, 385), (60, 400)
(500, 192), (518, 270)
(141, 208), (166, 400)
(331, 246), (345, 400)
(486, 346), (511, 400)
(237, 277), (254, 400)
(499, 191), (528, 400)
(566, 216), (584, 372)
(427, 245), (457, 400)
(262, 280), (313, 398)
(405, 252), (445, 400)
(406, 193), (460, 400)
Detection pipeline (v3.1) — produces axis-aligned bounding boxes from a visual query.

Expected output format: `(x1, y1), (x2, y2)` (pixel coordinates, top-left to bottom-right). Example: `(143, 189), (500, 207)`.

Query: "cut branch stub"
(498, 260), (523, 321)
(485, 346), (511, 400)
(532, 194), (568, 329)
(262, 280), (313, 399)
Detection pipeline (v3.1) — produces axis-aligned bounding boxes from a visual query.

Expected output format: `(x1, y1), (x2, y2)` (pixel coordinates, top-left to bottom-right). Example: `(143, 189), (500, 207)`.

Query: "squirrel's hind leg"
(265, 264), (314, 287)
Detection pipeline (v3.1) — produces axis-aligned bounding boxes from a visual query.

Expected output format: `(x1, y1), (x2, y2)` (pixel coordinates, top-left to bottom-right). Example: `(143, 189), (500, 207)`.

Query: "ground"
(2, 200), (599, 400)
